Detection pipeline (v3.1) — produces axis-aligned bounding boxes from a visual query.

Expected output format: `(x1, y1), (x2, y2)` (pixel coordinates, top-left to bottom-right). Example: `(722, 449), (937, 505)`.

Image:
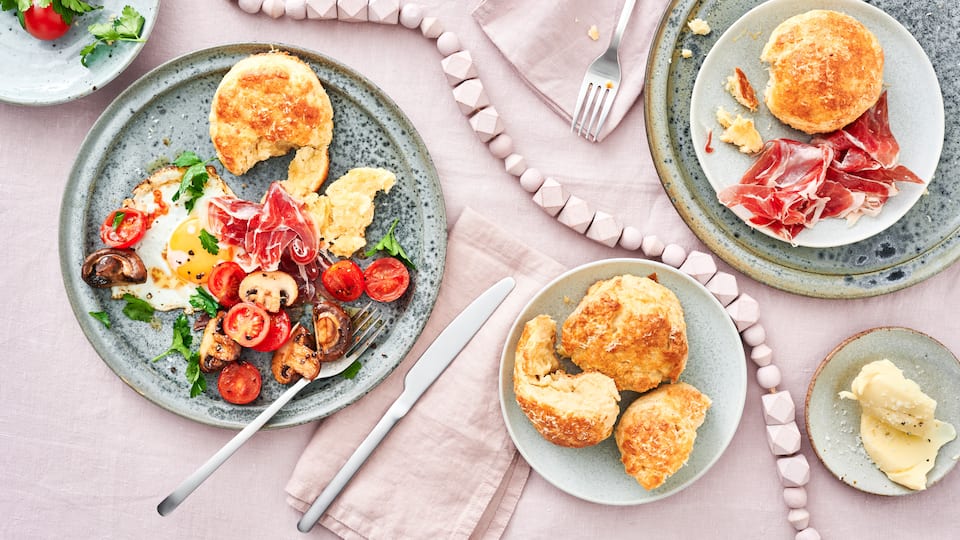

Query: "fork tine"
(570, 80), (592, 132)
(576, 83), (600, 137)
(346, 319), (386, 359)
(592, 87), (617, 142)
(583, 86), (609, 140)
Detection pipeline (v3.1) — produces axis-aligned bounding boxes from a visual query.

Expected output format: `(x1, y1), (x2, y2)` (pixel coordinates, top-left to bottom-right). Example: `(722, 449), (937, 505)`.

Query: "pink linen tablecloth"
(2, 1), (959, 539)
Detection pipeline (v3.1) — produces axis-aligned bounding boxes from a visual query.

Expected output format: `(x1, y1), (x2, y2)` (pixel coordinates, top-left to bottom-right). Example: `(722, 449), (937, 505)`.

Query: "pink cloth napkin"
(472, 0), (671, 141)
(286, 208), (568, 539)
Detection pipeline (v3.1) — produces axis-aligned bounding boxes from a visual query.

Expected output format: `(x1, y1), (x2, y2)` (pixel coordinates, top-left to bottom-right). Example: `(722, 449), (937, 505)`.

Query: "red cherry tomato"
(321, 260), (365, 302)
(251, 308), (292, 352)
(99, 208), (147, 249)
(23, 3), (71, 41)
(223, 302), (271, 348)
(217, 361), (262, 405)
(207, 261), (246, 307)
(364, 257), (410, 303)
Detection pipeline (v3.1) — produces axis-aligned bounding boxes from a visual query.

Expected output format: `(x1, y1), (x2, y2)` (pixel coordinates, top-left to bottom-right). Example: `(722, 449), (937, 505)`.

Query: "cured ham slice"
(719, 92), (923, 243)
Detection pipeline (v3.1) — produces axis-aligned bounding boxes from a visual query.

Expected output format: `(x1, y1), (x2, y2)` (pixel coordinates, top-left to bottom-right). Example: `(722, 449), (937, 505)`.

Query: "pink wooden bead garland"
(233, 2), (819, 537)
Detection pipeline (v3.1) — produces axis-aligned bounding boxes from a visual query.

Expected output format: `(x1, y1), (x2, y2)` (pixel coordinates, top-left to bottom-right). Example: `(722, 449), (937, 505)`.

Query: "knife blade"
(296, 276), (516, 533)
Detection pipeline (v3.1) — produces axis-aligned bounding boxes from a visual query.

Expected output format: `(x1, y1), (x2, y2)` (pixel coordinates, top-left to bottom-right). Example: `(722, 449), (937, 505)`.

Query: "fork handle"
(157, 376), (311, 516)
(609, 0), (639, 52)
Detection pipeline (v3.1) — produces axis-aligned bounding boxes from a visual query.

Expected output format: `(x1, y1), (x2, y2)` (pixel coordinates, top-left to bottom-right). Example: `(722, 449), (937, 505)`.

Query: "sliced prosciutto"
(719, 92), (924, 243)
(203, 182), (321, 272)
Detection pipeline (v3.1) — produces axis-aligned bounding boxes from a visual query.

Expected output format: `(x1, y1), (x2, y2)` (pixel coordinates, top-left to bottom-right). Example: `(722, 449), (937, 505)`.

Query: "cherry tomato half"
(321, 260), (365, 302)
(23, 3), (71, 41)
(251, 308), (291, 352)
(99, 208), (147, 249)
(364, 257), (410, 303)
(207, 261), (246, 308)
(223, 302), (271, 348)
(217, 361), (262, 405)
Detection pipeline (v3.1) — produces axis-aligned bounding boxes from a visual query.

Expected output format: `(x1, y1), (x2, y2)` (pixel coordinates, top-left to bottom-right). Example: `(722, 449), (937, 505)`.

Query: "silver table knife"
(296, 276), (516, 533)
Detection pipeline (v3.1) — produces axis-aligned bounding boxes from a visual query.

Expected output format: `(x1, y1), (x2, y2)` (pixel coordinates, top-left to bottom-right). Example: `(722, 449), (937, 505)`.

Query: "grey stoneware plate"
(59, 43), (446, 429)
(689, 0), (942, 248)
(0, 0), (159, 106)
(646, 0), (958, 298)
(805, 327), (960, 495)
(499, 258), (746, 505)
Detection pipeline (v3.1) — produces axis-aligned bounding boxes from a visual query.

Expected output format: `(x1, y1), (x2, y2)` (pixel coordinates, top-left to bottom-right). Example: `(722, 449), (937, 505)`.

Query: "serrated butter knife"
(296, 276), (516, 533)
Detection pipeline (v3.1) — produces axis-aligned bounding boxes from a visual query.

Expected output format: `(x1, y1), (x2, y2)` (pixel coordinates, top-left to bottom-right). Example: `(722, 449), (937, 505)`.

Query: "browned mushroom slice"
(238, 270), (299, 312)
(81, 248), (147, 288)
(198, 311), (241, 373)
(312, 302), (353, 362)
(272, 324), (320, 384)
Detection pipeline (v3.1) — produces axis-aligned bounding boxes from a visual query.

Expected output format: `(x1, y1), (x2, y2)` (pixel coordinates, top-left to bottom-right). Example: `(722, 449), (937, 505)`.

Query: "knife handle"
(297, 399), (405, 533)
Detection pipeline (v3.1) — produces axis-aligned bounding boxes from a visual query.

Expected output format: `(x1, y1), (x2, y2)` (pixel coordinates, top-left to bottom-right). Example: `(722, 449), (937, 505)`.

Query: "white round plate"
(0, 0), (159, 106)
(689, 0), (944, 248)
(499, 258), (746, 505)
(806, 327), (960, 495)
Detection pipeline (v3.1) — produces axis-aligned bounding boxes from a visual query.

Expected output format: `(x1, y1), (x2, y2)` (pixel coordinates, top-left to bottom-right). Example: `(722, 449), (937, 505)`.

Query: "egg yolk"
(165, 217), (232, 284)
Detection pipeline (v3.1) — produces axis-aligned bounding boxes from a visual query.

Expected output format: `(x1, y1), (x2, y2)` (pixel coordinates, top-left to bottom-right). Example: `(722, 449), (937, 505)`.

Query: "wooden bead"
(776, 454), (810, 487)
(469, 106), (504, 143)
(766, 421), (801, 455)
(239, 0), (264, 13)
(262, 0), (285, 17)
(783, 487), (807, 509)
(557, 196), (593, 233)
(337, 0), (367, 21)
(641, 235), (665, 258)
(788, 509), (810, 531)
(618, 226), (643, 250)
(520, 168), (544, 192)
(436, 31), (461, 55)
(532, 177), (569, 216)
(452, 78), (489, 115)
(284, 0), (307, 18)
(661, 244), (687, 267)
(398, 2), (423, 28)
(750, 344), (773, 367)
(504, 154), (526, 176)
(367, 0), (399, 24)
(305, 0), (337, 18)
(586, 211), (622, 248)
(761, 391), (795, 425)
(742, 323), (766, 347)
(441, 51), (478, 86)
(726, 293), (759, 331)
(420, 16), (443, 38)
(678, 250), (717, 284)
(757, 364), (782, 390)
(705, 271), (739, 307)
(796, 528), (821, 540)
(487, 133), (513, 159)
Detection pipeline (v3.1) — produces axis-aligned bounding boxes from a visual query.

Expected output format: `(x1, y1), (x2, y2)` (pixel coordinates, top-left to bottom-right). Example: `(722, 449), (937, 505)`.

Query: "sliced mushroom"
(198, 311), (241, 373)
(238, 271), (298, 312)
(81, 248), (147, 288)
(271, 324), (320, 384)
(313, 301), (353, 362)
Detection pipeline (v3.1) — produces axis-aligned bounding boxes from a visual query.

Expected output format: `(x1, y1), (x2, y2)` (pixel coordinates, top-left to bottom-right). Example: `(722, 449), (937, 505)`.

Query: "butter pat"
(841, 359), (956, 490)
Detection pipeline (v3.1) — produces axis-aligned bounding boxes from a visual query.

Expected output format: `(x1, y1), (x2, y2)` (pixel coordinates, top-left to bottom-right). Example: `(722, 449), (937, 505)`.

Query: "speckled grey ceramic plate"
(0, 0), (159, 106)
(646, 0), (960, 297)
(499, 258), (746, 505)
(59, 43), (446, 429)
(805, 327), (960, 495)
(689, 0), (942, 248)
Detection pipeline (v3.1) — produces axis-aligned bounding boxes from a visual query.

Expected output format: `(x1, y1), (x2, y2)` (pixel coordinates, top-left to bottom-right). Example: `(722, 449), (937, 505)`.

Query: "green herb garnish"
(198, 229), (220, 255)
(341, 360), (362, 379)
(364, 218), (416, 269)
(151, 313), (193, 362)
(171, 151), (215, 212)
(88, 311), (110, 328)
(80, 5), (145, 67)
(189, 287), (221, 318)
(1, 0), (99, 27)
(122, 293), (155, 322)
(111, 210), (126, 229)
(185, 352), (206, 398)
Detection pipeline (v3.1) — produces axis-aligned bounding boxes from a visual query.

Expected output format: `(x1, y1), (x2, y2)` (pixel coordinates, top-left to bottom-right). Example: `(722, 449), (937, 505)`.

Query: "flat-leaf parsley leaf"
(80, 5), (145, 67)
(189, 287), (221, 318)
(185, 352), (206, 398)
(89, 311), (110, 328)
(122, 293), (155, 322)
(198, 229), (220, 255)
(363, 218), (416, 269)
(171, 151), (215, 212)
(151, 313), (193, 362)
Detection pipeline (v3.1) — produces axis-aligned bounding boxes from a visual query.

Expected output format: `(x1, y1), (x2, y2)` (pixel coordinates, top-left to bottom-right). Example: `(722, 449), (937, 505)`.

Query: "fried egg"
(111, 165), (237, 311)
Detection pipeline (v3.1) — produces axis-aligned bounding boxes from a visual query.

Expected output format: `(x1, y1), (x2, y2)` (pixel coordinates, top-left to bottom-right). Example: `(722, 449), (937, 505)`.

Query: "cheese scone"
(616, 382), (712, 490)
(559, 274), (688, 393)
(761, 10), (883, 134)
(514, 315), (621, 448)
(210, 51), (334, 189)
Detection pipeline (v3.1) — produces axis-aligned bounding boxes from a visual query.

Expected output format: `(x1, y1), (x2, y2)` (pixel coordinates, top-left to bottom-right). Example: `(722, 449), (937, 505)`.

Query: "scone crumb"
(588, 24), (600, 41)
(687, 18), (711, 35)
(681, 48), (693, 59)
(725, 67), (759, 111)
(719, 114), (764, 154)
(716, 106), (735, 129)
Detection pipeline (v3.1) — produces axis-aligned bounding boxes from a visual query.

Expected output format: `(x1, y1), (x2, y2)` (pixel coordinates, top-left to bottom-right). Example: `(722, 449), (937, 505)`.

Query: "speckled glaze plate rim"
(499, 258), (746, 505)
(805, 327), (960, 495)
(58, 42), (446, 429)
(688, 0), (943, 248)
(0, 0), (159, 106)
(645, 0), (960, 298)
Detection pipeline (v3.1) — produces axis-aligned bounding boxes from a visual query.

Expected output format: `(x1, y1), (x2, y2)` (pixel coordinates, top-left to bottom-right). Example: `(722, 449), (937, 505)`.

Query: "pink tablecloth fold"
(286, 208), (568, 539)
(472, 0), (670, 141)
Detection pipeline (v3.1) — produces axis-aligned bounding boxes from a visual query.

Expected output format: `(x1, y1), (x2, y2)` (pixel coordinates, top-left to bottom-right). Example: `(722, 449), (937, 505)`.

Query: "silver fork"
(157, 303), (385, 516)
(570, 0), (639, 141)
